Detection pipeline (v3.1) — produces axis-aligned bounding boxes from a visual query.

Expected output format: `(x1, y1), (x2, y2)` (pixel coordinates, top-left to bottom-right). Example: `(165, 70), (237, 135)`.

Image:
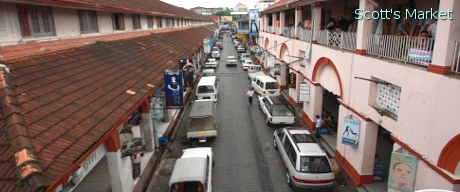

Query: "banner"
(299, 83), (310, 102)
(388, 152), (418, 192)
(341, 117), (360, 147)
(288, 73), (296, 88)
(203, 38), (211, 54)
(119, 125), (143, 157)
(164, 70), (184, 108)
(179, 58), (195, 88)
(249, 9), (259, 36)
(221, 16), (233, 22)
(274, 63), (281, 75)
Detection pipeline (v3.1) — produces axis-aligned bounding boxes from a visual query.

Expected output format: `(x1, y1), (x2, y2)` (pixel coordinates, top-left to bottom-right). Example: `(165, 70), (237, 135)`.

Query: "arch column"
(106, 124), (134, 192)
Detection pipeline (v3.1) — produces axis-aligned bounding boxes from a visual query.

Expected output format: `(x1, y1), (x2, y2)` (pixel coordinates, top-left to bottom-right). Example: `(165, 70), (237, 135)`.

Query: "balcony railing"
(298, 28), (312, 42)
(282, 27), (295, 38)
(274, 27), (281, 35)
(452, 41), (460, 74)
(266, 26), (272, 33)
(366, 34), (435, 67)
(317, 30), (357, 51)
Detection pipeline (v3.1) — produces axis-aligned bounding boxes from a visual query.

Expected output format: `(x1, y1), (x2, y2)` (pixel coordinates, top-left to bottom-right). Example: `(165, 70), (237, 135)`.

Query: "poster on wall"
(119, 125), (143, 157)
(288, 73), (296, 88)
(179, 58), (195, 88)
(203, 38), (211, 54)
(388, 152), (418, 192)
(249, 9), (259, 36)
(274, 63), (281, 75)
(164, 70), (184, 109)
(299, 83), (310, 102)
(267, 56), (273, 68)
(341, 117), (360, 147)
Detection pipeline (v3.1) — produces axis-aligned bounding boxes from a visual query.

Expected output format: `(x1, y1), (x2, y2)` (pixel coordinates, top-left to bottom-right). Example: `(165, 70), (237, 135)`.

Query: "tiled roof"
(207, 15), (219, 20)
(263, 0), (297, 12)
(0, 25), (216, 191)
(23, 0), (211, 20)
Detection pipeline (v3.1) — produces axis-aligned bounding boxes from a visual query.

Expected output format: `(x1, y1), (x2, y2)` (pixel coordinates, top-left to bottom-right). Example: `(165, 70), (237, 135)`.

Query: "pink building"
(257, 0), (460, 191)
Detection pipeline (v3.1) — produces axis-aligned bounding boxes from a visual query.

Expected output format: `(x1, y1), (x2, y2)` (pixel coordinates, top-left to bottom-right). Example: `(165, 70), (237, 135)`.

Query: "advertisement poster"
(179, 58), (195, 88)
(203, 38), (210, 54)
(341, 117), (360, 147)
(119, 125), (143, 157)
(299, 83), (310, 102)
(288, 73), (296, 88)
(388, 152), (418, 192)
(249, 9), (259, 36)
(164, 70), (184, 108)
(150, 97), (164, 118)
(221, 16), (233, 22)
(267, 56), (273, 68)
(274, 63), (281, 75)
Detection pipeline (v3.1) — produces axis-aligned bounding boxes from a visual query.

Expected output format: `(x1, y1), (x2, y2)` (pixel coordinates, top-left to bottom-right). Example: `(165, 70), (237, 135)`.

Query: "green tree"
(214, 10), (231, 16)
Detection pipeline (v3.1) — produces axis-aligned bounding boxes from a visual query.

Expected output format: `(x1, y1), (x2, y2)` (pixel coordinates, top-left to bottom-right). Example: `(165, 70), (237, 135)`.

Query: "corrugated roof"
(0, 25), (217, 191)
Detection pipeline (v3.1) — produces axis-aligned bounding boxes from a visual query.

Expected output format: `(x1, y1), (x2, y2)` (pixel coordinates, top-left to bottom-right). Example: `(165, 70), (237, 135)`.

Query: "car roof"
(297, 143), (327, 156)
(169, 157), (207, 187)
(197, 76), (216, 86)
(255, 75), (277, 82)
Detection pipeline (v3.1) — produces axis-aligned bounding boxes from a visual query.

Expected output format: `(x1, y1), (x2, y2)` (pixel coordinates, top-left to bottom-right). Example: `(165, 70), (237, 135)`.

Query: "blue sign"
(128, 108), (141, 124)
(249, 9), (259, 36)
(341, 118), (360, 147)
(164, 70), (184, 109)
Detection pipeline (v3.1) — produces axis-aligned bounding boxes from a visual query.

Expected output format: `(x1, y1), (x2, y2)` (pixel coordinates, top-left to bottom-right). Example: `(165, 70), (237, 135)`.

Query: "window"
(274, 40), (278, 52)
(147, 16), (153, 29)
(376, 83), (401, 115)
(299, 50), (306, 67)
(16, 5), (55, 37)
(287, 145), (297, 166)
(157, 17), (162, 28)
(132, 14), (140, 29)
(112, 13), (125, 30)
(78, 10), (98, 34)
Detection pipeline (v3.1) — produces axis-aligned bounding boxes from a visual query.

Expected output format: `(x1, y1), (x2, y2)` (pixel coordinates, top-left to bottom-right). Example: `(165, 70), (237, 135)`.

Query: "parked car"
(237, 45), (246, 52)
(169, 147), (213, 192)
(186, 100), (218, 142)
(240, 53), (251, 62)
(251, 75), (281, 96)
(212, 46), (219, 53)
(273, 127), (335, 191)
(218, 33), (223, 39)
(211, 51), (220, 60)
(205, 58), (218, 68)
(242, 60), (254, 71)
(202, 69), (215, 77)
(226, 56), (237, 67)
(216, 42), (223, 50)
(247, 65), (265, 79)
(258, 95), (296, 125)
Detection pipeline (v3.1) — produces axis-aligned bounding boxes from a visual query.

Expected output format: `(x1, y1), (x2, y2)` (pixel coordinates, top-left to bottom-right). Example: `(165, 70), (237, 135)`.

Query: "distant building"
(254, 0), (276, 11)
(191, 6), (223, 15)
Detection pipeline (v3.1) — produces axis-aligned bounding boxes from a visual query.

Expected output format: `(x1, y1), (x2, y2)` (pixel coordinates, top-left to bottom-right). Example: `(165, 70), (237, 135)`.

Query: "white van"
(251, 76), (280, 96)
(196, 76), (219, 102)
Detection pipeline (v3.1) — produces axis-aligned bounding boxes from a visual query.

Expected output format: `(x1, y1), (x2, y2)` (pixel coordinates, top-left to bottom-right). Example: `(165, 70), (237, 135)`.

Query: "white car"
(211, 51), (220, 60)
(240, 53), (251, 62)
(205, 58), (218, 68)
(226, 56), (237, 66)
(237, 45), (246, 52)
(242, 60), (254, 71)
(258, 95), (296, 125)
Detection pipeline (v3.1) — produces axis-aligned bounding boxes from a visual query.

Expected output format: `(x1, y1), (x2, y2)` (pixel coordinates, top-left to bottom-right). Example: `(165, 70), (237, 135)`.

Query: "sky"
(160, 0), (258, 10)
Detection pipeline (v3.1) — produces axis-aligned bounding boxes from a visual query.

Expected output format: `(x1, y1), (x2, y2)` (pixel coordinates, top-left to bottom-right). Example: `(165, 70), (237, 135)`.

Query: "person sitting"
(397, 18), (411, 36)
(326, 18), (335, 30)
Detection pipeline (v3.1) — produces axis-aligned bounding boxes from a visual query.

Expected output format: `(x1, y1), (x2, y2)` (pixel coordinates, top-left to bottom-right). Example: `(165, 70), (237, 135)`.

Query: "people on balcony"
(326, 18), (335, 30)
(397, 18), (411, 36)
(428, 19), (437, 38)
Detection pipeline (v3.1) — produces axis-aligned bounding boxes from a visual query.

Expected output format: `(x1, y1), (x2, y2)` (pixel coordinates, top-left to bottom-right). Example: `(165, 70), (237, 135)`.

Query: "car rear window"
(299, 156), (332, 173)
(197, 85), (215, 93)
(266, 82), (279, 89)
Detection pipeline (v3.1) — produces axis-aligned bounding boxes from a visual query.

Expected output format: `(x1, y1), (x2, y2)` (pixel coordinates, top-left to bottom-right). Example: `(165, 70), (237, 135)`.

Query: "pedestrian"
(247, 87), (254, 106)
(315, 115), (324, 138)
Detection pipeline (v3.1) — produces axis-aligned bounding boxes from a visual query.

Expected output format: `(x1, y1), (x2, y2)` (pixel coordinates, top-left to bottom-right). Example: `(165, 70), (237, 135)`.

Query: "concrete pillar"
(141, 113), (154, 151)
(312, 6), (322, 43)
(107, 150), (134, 192)
(272, 13), (277, 34)
(354, 0), (376, 55)
(294, 6), (302, 39)
(280, 10), (286, 36)
(427, 0), (458, 75)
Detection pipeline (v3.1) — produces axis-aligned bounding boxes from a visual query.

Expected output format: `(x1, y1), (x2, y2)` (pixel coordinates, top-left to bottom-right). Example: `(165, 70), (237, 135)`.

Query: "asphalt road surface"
(147, 33), (355, 192)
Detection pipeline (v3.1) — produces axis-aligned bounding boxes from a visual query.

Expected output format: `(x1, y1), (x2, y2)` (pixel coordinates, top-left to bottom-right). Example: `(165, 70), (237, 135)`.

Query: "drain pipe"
(305, 4), (316, 63)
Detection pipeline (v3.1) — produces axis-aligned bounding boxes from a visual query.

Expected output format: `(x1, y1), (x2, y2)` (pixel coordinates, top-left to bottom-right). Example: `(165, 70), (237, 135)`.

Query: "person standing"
(315, 115), (324, 138)
(247, 87), (254, 106)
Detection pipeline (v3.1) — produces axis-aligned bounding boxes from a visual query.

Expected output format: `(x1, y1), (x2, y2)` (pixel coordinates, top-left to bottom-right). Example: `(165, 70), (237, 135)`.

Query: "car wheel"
(273, 137), (277, 149)
(286, 171), (293, 188)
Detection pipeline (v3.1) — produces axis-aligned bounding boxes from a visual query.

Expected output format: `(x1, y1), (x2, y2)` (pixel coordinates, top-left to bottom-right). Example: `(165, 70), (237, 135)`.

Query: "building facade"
(190, 6), (223, 15)
(258, 0), (460, 191)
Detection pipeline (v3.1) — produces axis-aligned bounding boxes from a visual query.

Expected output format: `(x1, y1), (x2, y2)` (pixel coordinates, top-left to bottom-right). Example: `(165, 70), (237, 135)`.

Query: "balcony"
(317, 30), (357, 51)
(366, 34), (434, 67)
(282, 27), (295, 38)
(266, 26), (272, 33)
(274, 26), (281, 35)
(298, 28), (312, 42)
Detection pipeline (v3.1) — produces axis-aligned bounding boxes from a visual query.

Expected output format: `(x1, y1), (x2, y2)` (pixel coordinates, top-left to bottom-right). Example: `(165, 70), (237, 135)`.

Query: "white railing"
(366, 34), (435, 67)
(298, 28), (312, 42)
(282, 27), (295, 38)
(316, 30), (357, 51)
(274, 27), (280, 35)
(266, 26), (272, 33)
(452, 41), (460, 73)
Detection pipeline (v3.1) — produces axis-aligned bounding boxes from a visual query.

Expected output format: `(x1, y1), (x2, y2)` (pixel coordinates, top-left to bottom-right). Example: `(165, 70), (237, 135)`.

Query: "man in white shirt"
(427, 19), (437, 38)
(315, 115), (324, 138)
(247, 87), (254, 105)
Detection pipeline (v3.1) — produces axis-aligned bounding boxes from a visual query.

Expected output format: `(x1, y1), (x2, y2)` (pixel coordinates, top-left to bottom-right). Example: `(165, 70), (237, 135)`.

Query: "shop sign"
(341, 117), (360, 147)
(274, 63), (281, 75)
(164, 70), (184, 109)
(128, 107), (141, 124)
(71, 144), (106, 184)
(299, 83), (310, 102)
(119, 125), (143, 157)
(288, 73), (296, 88)
(388, 152), (418, 192)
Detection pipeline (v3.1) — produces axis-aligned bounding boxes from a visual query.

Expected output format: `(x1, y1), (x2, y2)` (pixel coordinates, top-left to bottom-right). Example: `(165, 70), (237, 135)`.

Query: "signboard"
(388, 152), (418, 192)
(71, 144), (106, 184)
(128, 107), (141, 124)
(164, 70), (184, 109)
(341, 117), (360, 147)
(249, 9), (259, 36)
(221, 16), (233, 22)
(150, 97), (164, 118)
(203, 38), (210, 54)
(274, 63), (281, 75)
(299, 83), (310, 102)
(288, 73), (296, 88)
(119, 125), (143, 157)
(179, 58), (195, 88)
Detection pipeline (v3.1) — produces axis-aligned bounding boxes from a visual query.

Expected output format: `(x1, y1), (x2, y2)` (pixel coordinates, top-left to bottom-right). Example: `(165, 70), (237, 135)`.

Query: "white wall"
(0, 2), (23, 46)
(53, 7), (80, 37)
(98, 11), (114, 34)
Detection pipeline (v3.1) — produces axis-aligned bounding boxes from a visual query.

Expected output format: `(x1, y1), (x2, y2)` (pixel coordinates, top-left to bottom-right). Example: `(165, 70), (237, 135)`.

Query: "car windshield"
(299, 156), (332, 173)
(227, 56), (235, 59)
(266, 82), (279, 89)
(212, 48), (219, 51)
(197, 85), (215, 93)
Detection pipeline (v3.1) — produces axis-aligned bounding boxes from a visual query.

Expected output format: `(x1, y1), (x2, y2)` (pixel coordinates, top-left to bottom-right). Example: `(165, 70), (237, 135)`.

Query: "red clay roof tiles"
(0, 25), (217, 191)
